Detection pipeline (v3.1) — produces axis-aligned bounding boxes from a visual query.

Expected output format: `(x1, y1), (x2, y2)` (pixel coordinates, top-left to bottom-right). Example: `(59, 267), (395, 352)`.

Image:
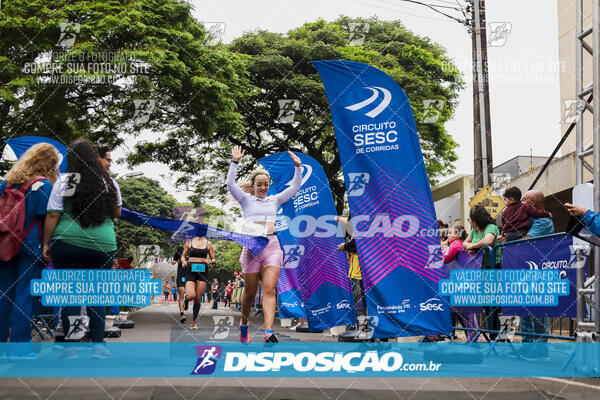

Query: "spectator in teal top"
(463, 205), (502, 267)
(0, 143), (58, 359)
(42, 138), (121, 359)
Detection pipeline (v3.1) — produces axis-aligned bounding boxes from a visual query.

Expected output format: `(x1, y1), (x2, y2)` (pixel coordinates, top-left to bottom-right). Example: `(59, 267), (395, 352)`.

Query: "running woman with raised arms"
(228, 145), (302, 343)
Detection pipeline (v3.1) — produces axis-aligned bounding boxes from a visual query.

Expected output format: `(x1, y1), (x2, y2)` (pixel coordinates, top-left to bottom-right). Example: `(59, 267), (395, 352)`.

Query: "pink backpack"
(0, 176), (46, 262)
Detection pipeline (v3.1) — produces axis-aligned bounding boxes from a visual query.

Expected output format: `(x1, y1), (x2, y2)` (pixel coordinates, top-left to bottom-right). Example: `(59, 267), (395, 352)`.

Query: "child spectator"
(443, 220), (478, 342)
(442, 221), (467, 263)
(501, 186), (551, 242)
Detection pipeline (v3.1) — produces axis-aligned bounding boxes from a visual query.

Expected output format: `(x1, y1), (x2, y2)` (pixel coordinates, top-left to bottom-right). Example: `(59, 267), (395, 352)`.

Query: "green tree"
(209, 240), (242, 283)
(114, 176), (177, 259)
(130, 17), (464, 211)
(0, 0), (248, 164)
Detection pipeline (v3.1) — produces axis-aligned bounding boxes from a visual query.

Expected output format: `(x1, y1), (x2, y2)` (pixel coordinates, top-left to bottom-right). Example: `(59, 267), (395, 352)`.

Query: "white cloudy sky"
(111, 0), (561, 202)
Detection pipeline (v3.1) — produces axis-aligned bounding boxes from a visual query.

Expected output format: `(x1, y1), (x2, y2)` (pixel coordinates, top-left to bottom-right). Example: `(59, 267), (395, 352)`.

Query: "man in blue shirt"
(520, 190), (554, 360)
(524, 191), (555, 238)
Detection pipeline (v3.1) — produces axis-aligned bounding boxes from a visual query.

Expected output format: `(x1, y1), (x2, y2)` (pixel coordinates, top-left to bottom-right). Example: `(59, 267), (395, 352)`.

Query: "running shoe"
(190, 322), (198, 329)
(91, 344), (112, 359)
(239, 323), (251, 344)
(180, 315), (186, 324)
(264, 332), (279, 343)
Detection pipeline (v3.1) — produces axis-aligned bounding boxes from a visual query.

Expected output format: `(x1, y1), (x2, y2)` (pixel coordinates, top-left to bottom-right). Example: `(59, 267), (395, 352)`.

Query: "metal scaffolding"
(575, 0), (600, 342)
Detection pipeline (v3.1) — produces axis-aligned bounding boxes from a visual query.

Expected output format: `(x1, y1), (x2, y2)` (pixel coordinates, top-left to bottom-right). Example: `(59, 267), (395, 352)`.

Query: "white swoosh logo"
(285, 164), (312, 187)
(345, 86), (392, 118)
(526, 261), (538, 269)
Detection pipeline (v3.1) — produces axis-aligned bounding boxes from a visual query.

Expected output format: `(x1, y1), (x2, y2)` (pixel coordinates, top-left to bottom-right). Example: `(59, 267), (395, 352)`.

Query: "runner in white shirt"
(227, 146), (301, 343)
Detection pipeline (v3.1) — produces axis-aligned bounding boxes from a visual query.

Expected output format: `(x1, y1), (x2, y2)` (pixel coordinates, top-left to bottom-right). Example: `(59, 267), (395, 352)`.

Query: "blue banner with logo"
(500, 235), (586, 318)
(259, 152), (356, 329)
(314, 60), (451, 338)
(5, 136), (68, 172)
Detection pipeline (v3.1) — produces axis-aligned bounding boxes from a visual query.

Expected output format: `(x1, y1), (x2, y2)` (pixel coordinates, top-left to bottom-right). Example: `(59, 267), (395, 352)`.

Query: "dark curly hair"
(469, 205), (495, 231)
(503, 186), (522, 202)
(65, 138), (117, 227)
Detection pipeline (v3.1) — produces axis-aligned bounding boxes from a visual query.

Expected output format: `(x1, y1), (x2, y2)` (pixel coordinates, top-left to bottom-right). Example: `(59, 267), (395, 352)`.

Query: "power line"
(359, 1), (466, 24)
(387, 0), (469, 26)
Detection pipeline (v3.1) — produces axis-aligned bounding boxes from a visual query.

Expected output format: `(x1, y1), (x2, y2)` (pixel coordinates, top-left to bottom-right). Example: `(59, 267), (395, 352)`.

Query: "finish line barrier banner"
(120, 208), (269, 256)
(314, 60), (451, 338)
(259, 152), (356, 328)
(443, 251), (485, 314)
(2, 343), (599, 377)
(500, 235), (588, 318)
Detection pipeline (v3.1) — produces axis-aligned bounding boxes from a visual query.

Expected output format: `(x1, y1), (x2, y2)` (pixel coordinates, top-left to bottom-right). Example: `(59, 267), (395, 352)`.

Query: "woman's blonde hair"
(4, 143), (59, 185)
(239, 169), (270, 195)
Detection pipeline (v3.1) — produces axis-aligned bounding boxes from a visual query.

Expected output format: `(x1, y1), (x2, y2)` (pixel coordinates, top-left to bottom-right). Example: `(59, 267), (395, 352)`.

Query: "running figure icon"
(191, 345), (222, 375)
(193, 347), (217, 373)
(347, 173), (370, 197)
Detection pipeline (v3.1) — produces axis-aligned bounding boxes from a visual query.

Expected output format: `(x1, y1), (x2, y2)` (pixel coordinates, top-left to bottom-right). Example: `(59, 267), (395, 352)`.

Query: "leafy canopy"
(132, 16), (464, 210)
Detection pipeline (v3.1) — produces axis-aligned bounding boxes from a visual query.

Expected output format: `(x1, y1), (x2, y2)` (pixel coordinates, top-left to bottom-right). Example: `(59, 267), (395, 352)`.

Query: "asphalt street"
(0, 302), (599, 399)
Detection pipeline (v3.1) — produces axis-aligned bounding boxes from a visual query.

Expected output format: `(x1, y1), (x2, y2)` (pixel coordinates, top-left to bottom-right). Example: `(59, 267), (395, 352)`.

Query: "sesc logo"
(419, 298), (444, 312)
(336, 299), (351, 310)
(283, 245), (305, 269)
(191, 345), (222, 375)
(346, 86), (392, 118)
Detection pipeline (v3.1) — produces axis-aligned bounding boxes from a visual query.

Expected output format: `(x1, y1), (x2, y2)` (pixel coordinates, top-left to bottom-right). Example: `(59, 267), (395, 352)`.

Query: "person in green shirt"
(463, 205), (502, 267)
(42, 139), (121, 359)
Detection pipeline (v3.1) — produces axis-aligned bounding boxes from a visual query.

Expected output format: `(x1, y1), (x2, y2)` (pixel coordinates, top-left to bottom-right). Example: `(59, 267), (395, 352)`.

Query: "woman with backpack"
(42, 138), (121, 359)
(0, 143), (58, 359)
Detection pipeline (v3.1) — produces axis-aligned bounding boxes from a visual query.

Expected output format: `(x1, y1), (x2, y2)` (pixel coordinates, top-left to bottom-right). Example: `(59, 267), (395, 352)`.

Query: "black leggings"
(193, 302), (201, 321)
(51, 240), (114, 343)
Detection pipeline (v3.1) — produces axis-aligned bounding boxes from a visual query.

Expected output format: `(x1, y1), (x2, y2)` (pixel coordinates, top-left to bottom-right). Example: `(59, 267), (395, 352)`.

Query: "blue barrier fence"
(443, 232), (587, 342)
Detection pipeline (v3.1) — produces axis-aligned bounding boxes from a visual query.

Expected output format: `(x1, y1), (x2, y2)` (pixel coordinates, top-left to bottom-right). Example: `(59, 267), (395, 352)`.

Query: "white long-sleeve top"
(227, 161), (302, 224)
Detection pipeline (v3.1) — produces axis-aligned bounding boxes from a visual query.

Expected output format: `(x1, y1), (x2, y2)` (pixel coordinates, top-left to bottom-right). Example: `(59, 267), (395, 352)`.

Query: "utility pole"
(471, 0), (493, 190)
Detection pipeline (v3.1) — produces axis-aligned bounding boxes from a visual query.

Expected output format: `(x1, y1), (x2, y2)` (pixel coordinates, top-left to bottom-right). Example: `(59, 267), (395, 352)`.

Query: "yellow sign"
(468, 185), (506, 219)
